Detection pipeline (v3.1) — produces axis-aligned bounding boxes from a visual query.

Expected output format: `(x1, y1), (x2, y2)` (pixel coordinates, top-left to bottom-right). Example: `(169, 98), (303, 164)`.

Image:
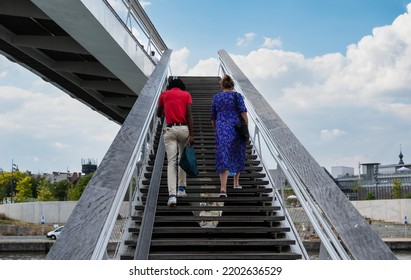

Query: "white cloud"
(53, 142), (70, 149)
(185, 4), (411, 170)
(320, 129), (346, 142)
(187, 58), (220, 76)
(0, 83), (119, 172)
(236, 32), (257, 47)
(262, 37), (282, 49)
(2, 3), (411, 174)
(139, 1), (151, 8)
(170, 47), (190, 75)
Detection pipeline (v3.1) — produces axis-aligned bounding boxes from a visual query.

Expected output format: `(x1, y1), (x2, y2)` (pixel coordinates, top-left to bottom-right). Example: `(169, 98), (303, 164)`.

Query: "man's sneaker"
(177, 186), (187, 198)
(167, 195), (177, 207)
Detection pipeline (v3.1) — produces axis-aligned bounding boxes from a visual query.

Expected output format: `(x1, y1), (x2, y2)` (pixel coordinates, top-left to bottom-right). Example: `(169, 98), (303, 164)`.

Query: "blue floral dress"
(210, 91), (247, 174)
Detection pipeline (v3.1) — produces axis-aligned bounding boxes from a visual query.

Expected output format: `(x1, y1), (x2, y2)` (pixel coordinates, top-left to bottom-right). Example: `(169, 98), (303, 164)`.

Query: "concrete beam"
(52, 61), (117, 78)
(12, 35), (88, 54)
(0, 0), (49, 19)
(32, 0), (154, 95)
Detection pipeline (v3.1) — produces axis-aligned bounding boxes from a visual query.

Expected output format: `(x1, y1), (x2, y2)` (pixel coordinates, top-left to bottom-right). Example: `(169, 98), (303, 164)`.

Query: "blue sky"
(145, 0), (408, 63)
(1, 0), (411, 174)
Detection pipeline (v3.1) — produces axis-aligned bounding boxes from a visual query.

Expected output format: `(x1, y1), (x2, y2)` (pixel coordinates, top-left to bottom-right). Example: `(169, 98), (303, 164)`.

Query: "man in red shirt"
(157, 78), (194, 206)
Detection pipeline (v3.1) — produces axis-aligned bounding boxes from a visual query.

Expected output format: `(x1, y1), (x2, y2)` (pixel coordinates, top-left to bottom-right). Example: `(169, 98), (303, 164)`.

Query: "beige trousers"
(163, 125), (189, 196)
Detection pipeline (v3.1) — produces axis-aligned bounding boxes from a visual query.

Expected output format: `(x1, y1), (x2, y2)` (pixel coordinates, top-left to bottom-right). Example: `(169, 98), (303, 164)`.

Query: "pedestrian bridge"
(0, 0), (396, 260)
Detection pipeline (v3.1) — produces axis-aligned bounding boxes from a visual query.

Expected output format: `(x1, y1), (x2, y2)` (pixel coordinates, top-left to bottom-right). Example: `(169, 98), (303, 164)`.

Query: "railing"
(218, 49), (397, 260)
(218, 53), (349, 259)
(46, 49), (171, 260)
(218, 54), (308, 260)
(104, 0), (167, 63)
(133, 129), (166, 260)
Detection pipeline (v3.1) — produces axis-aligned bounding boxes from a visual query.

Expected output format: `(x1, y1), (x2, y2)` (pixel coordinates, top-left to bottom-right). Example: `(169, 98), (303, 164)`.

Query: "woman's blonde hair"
(220, 74), (234, 90)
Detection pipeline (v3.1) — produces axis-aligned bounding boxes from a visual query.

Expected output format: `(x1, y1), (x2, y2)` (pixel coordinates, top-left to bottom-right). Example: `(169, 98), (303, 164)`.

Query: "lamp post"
(0, 168), (4, 203)
(11, 159), (17, 203)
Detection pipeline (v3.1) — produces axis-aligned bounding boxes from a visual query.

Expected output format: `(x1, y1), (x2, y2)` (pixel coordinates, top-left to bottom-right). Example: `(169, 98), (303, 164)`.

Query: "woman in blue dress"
(210, 75), (248, 197)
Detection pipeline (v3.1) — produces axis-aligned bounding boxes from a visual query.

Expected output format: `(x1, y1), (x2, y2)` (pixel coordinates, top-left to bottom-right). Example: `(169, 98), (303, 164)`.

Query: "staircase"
(120, 76), (302, 260)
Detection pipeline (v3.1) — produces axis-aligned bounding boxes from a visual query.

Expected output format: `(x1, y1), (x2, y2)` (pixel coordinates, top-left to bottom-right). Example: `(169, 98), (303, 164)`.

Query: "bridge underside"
(0, 0), (155, 124)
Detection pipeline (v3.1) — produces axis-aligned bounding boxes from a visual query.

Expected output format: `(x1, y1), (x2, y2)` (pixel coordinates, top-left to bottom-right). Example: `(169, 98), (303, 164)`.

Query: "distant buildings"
(271, 149), (411, 200)
(81, 158), (98, 175)
(331, 166), (354, 178)
(42, 158), (97, 184)
(333, 150), (411, 200)
(43, 171), (81, 184)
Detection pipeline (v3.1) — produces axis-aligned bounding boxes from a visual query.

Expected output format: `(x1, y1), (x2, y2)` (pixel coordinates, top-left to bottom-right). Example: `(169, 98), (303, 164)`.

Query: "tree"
(30, 174), (45, 199)
(76, 173), (94, 194)
(15, 177), (33, 202)
(352, 179), (361, 193)
(54, 180), (73, 201)
(0, 172), (11, 200)
(67, 173), (93, 201)
(365, 192), (375, 200)
(392, 179), (402, 199)
(36, 179), (57, 201)
(37, 185), (57, 201)
(0, 171), (25, 201)
(67, 184), (82, 200)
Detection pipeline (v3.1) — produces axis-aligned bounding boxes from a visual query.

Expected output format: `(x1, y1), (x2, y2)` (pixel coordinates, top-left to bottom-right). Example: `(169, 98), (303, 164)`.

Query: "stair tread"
(118, 76), (301, 261)
(135, 205), (280, 211)
(121, 252), (301, 260)
(126, 238), (295, 246)
(132, 215), (285, 222)
(129, 226), (290, 234)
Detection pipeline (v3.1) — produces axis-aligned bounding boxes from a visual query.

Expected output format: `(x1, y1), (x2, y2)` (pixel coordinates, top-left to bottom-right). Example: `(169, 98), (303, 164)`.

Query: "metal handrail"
(104, 0), (167, 62)
(91, 55), (170, 259)
(218, 65), (308, 259)
(218, 50), (350, 259)
(45, 50), (171, 260)
(134, 128), (166, 259)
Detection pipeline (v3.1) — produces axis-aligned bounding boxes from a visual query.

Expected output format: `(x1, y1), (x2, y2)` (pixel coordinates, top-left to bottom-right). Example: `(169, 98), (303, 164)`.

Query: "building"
(81, 158), (98, 175)
(333, 150), (411, 200)
(270, 148), (411, 200)
(44, 171), (81, 185)
(331, 166), (354, 178)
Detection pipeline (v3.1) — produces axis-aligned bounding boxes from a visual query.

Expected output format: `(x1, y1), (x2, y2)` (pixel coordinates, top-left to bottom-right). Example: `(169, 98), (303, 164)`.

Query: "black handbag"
(179, 146), (199, 177)
(234, 92), (249, 139)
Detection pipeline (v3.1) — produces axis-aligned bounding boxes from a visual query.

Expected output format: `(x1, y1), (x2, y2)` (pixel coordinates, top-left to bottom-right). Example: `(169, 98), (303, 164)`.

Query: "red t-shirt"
(158, 87), (192, 124)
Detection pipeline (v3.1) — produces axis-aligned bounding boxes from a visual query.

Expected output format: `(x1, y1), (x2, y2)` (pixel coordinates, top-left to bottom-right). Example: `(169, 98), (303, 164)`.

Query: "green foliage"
(66, 173), (93, 201)
(54, 180), (73, 201)
(365, 192), (376, 200)
(15, 177), (33, 202)
(392, 179), (402, 199)
(29, 174), (43, 198)
(0, 172), (9, 200)
(76, 173), (94, 193)
(36, 178), (56, 201)
(67, 185), (82, 201)
(1, 171), (91, 202)
(0, 171), (29, 202)
(352, 180), (361, 193)
(37, 185), (57, 201)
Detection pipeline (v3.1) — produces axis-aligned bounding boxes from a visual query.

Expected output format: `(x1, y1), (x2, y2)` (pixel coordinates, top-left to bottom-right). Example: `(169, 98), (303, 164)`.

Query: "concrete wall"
(1, 199), (410, 225)
(0, 201), (77, 224)
(351, 199), (411, 224)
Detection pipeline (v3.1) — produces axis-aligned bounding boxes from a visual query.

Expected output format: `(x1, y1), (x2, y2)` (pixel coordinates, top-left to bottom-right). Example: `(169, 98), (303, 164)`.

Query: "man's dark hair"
(167, 78), (186, 90)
